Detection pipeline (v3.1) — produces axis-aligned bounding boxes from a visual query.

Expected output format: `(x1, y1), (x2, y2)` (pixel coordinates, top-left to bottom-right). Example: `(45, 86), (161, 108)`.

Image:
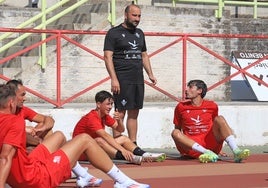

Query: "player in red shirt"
(73, 90), (166, 164)
(171, 80), (250, 163)
(0, 85), (150, 188)
(5, 79), (104, 187)
(6, 79), (54, 147)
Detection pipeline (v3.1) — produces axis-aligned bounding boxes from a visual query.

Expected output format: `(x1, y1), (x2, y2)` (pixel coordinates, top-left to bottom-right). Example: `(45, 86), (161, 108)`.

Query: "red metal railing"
(0, 28), (267, 107)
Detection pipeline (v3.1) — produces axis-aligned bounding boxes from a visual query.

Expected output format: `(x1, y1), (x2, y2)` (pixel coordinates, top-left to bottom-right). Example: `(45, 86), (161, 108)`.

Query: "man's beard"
(125, 20), (137, 30)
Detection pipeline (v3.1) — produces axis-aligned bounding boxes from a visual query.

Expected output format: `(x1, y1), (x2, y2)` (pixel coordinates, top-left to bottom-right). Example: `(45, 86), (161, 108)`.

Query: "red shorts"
(175, 130), (223, 158)
(78, 153), (88, 161)
(28, 144), (71, 187)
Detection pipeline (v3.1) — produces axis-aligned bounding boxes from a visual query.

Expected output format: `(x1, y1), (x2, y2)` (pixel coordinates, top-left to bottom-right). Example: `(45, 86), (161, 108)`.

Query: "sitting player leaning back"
(171, 79), (250, 163)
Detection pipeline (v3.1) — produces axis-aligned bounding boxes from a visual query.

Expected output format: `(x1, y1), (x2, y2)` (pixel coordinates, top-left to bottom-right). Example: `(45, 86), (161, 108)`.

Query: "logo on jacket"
(128, 40), (138, 50)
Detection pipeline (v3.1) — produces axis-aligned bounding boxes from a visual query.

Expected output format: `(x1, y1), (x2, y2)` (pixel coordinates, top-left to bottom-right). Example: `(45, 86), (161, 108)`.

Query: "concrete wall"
(25, 102), (268, 148)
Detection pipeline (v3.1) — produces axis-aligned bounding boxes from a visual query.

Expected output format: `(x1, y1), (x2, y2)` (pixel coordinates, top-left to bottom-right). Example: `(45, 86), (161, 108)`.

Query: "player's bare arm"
(113, 111), (125, 133)
(0, 144), (16, 188)
(32, 114), (54, 138)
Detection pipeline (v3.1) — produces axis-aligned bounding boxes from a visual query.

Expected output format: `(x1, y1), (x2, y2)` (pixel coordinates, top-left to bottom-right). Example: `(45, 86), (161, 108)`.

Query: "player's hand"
(122, 150), (134, 162)
(113, 110), (120, 120)
(25, 126), (36, 136)
(34, 126), (47, 137)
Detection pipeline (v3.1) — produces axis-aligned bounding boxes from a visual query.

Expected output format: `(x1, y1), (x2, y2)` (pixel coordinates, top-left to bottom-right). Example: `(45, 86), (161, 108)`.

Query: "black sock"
(133, 147), (146, 156)
(115, 151), (126, 160)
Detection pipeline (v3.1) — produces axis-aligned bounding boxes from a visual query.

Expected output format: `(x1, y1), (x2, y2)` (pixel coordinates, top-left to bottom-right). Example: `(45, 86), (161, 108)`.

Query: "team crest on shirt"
(121, 99), (127, 106)
(190, 115), (202, 125)
(135, 32), (140, 38)
(53, 156), (61, 164)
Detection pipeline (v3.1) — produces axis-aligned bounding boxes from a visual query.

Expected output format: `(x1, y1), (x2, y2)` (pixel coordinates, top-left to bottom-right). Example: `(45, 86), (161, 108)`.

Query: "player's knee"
(116, 135), (129, 143)
(214, 115), (226, 126)
(77, 133), (96, 145)
(53, 131), (66, 143)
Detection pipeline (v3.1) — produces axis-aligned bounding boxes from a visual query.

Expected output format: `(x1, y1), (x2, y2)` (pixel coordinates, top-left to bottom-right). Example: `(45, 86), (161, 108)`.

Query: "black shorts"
(114, 83), (144, 110)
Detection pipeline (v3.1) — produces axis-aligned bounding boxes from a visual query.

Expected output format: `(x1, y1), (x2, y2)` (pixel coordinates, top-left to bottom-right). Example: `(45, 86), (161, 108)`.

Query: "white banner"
(231, 51), (268, 101)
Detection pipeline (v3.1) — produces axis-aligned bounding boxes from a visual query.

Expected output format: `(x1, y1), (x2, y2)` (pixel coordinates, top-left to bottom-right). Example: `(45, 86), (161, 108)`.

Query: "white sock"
(107, 164), (133, 184)
(192, 142), (208, 154)
(225, 135), (239, 151)
(72, 162), (93, 179)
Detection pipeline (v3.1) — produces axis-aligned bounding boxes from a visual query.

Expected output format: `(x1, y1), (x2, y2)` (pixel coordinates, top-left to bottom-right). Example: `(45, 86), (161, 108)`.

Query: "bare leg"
(126, 109), (139, 143)
(26, 133), (42, 146)
(171, 129), (195, 151)
(60, 133), (113, 172)
(116, 136), (137, 152)
(95, 136), (138, 158)
(95, 137), (118, 158)
(43, 133), (149, 187)
(212, 115), (233, 142)
(40, 131), (66, 153)
(39, 129), (53, 140)
(213, 116), (250, 162)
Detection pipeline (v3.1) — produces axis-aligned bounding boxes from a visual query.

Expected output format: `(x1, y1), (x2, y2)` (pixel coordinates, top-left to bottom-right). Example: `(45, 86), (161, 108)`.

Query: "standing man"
(104, 4), (157, 145)
(6, 79), (54, 148)
(171, 79), (250, 163)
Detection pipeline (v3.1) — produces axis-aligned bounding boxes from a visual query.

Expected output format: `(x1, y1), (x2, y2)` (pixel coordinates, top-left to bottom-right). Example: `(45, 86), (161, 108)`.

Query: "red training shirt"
(16, 106), (37, 121)
(173, 100), (218, 139)
(0, 113), (43, 187)
(73, 110), (115, 139)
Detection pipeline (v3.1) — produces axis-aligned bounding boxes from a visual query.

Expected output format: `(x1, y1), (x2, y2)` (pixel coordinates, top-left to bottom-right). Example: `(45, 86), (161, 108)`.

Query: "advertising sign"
(231, 51), (268, 101)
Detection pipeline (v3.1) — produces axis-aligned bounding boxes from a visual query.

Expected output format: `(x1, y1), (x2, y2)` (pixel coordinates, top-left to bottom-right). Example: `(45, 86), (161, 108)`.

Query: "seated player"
(73, 90), (166, 164)
(171, 79), (250, 163)
(6, 79), (54, 150)
(0, 84), (150, 188)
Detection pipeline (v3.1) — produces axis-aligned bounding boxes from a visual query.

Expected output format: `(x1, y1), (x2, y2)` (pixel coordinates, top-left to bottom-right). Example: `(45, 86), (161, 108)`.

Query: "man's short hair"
(95, 90), (113, 103)
(125, 4), (140, 13)
(187, 80), (207, 98)
(6, 79), (23, 92)
(0, 84), (16, 107)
